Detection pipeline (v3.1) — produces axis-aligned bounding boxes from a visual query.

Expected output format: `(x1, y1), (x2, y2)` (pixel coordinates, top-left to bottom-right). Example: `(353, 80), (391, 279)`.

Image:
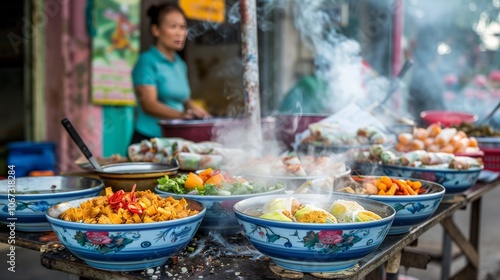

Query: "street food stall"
(2, 0), (500, 280)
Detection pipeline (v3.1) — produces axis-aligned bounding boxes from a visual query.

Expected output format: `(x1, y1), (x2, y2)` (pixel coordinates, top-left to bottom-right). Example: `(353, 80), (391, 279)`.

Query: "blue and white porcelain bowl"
(155, 186), (285, 234)
(381, 165), (482, 195)
(46, 197), (205, 271)
(337, 176), (445, 235)
(233, 193), (395, 273)
(0, 176), (104, 232)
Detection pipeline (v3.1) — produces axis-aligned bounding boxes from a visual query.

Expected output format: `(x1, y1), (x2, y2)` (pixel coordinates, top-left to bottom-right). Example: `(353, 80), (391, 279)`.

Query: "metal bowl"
(0, 176), (104, 232)
(96, 161), (179, 192)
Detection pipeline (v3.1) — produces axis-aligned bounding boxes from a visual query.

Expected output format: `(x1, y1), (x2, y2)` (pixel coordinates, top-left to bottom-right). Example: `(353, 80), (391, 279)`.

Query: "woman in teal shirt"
(131, 3), (210, 143)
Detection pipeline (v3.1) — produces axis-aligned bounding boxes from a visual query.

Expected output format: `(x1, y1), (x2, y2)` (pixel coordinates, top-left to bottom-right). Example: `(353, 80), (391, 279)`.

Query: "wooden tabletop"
(2, 180), (498, 280)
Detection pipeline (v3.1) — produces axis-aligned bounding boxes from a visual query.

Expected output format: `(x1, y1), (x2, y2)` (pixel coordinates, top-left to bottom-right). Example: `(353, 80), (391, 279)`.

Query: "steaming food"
(336, 176), (424, 196)
(261, 197), (301, 214)
(357, 145), (483, 170)
(242, 154), (347, 177)
(59, 187), (199, 224)
(394, 125), (480, 154)
(301, 124), (389, 147)
(259, 210), (294, 222)
(294, 204), (338, 223)
(156, 168), (285, 196)
(329, 200), (381, 223)
(256, 197), (380, 224)
(128, 137), (246, 171)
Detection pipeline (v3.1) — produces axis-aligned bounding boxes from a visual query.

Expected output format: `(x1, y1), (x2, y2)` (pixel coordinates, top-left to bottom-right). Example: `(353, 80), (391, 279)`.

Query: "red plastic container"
(480, 148), (500, 172)
(477, 137), (500, 172)
(420, 110), (477, 127)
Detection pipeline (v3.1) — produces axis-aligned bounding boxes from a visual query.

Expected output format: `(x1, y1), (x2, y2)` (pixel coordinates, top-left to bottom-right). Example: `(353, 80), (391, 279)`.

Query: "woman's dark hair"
(147, 3), (186, 27)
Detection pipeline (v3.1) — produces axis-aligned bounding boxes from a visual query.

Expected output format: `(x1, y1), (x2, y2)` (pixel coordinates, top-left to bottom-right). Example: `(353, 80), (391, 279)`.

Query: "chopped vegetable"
(185, 172), (204, 190)
(157, 169), (284, 196)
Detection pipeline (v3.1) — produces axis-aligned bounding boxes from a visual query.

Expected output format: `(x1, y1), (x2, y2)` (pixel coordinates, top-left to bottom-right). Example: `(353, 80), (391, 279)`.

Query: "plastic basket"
(477, 138), (500, 172)
(480, 148), (500, 172)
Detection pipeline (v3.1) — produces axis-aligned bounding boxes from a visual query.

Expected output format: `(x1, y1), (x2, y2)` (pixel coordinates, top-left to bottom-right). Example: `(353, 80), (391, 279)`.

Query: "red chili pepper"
(108, 190), (124, 206)
(127, 201), (143, 214)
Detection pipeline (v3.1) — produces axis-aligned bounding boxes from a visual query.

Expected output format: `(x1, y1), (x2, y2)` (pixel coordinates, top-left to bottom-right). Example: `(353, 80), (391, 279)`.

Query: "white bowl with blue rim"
(381, 165), (482, 196)
(233, 193), (395, 273)
(155, 185), (285, 234)
(0, 176), (104, 232)
(336, 176), (445, 235)
(46, 196), (205, 271)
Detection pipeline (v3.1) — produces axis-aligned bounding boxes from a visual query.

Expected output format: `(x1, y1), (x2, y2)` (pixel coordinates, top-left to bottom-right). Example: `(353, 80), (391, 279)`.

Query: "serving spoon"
(61, 118), (104, 172)
(477, 100), (500, 125)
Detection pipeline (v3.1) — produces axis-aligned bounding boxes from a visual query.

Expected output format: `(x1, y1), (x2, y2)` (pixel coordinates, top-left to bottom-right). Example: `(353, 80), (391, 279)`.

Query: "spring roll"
(177, 152), (222, 171)
(400, 150), (427, 166)
(127, 143), (142, 158)
(369, 131), (387, 145)
(183, 141), (222, 154)
(308, 122), (342, 139)
(421, 152), (455, 165)
(283, 156), (307, 176)
(380, 151), (398, 165)
(149, 138), (182, 153)
(369, 144), (385, 158)
(448, 156), (484, 170)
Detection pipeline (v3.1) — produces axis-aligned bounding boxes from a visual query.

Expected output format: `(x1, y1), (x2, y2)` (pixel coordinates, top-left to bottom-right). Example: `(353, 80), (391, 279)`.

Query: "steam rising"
(293, 0), (390, 113)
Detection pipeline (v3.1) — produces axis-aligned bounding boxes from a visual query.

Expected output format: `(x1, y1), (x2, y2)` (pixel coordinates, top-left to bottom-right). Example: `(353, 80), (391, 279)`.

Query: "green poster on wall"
(91, 0), (139, 106)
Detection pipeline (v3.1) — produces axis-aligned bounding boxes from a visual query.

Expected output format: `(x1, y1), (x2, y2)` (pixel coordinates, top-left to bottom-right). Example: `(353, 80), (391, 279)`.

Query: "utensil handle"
(61, 118), (94, 160)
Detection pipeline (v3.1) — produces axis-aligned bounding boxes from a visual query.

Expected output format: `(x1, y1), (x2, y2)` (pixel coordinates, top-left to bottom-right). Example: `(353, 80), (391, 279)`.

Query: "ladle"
(61, 118), (104, 172)
(367, 59), (414, 112)
(477, 100), (500, 125)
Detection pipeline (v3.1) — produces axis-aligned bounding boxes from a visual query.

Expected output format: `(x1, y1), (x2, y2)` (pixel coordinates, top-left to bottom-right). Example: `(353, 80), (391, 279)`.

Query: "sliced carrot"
(380, 176), (393, 187)
(184, 172), (204, 190)
(375, 181), (388, 192)
(204, 173), (226, 187)
(399, 185), (408, 195)
(198, 168), (213, 182)
(386, 183), (398, 195)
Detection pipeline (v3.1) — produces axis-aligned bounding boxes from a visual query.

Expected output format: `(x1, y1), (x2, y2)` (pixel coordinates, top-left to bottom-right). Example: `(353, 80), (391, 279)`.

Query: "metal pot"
(96, 161), (179, 192)
(159, 117), (276, 142)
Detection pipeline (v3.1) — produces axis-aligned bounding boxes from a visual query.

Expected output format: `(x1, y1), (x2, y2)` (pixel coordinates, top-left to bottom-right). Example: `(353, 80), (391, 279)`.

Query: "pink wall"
(45, 0), (102, 172)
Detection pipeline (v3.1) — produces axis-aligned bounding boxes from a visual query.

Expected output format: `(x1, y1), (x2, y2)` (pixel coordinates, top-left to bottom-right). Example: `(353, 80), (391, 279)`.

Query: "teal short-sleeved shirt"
(132, 46), (190, 137)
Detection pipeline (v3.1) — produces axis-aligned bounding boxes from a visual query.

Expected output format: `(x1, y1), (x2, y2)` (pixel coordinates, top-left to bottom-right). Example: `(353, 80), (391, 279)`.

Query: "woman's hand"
(184, 99), (212, 119)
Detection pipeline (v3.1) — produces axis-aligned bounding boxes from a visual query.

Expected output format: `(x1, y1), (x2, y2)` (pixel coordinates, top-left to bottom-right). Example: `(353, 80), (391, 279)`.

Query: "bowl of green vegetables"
(155, 168), (285, 234)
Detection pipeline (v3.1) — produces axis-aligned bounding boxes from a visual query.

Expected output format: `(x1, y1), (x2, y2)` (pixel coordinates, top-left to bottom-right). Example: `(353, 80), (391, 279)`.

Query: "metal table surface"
(1, 180), (498, 280)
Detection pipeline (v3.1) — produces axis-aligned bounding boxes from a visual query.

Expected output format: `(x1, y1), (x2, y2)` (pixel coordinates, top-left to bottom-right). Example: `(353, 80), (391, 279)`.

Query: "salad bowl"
(155, 169), (285, 234)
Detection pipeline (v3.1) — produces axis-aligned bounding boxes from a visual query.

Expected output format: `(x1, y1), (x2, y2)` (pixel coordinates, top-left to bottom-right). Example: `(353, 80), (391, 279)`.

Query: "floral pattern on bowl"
(46, 197), (206, 271)
(334, 176), (446, 235)
(234, 194), (395, 273)
(0, 176), (104, 232)
(381, 165), (482, 195)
